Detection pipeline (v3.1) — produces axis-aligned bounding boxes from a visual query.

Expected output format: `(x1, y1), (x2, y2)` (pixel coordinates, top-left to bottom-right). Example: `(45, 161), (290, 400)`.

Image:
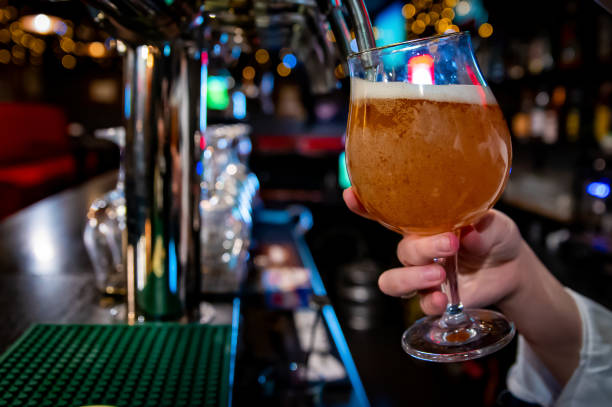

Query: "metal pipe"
(343, 0), (375, 53)
(315, 0), (375, 68)
(123, 41), (202, 322)
(324, 5), (352, 60)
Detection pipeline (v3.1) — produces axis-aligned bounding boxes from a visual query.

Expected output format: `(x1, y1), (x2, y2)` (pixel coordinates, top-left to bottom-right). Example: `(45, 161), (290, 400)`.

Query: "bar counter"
(0, 172), (521, 406)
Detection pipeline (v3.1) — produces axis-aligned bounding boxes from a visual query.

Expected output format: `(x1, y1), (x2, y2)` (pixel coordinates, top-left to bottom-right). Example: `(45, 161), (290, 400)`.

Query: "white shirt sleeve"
(506, 289), (612, 407)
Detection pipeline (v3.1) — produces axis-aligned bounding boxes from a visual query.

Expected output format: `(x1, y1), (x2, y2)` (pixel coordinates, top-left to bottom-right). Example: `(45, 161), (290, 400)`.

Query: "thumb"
(343, 187), (376, 220)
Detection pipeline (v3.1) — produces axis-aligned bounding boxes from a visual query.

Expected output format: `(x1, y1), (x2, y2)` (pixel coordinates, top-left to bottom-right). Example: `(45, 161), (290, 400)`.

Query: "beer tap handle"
(344, 0), (375, 53)
(316, 0), (375, 61)
(317, 0), (352, 60)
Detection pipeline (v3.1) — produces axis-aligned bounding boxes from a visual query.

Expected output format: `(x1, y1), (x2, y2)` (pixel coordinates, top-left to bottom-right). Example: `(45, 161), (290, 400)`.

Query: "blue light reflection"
(168, 239), (177, 293)
(282, 54), (297, 69)
(587, 181), (611, 199)
(199, 55), (208, 133)
(124, 84), (131, 119)
(232, 91), (246, 119)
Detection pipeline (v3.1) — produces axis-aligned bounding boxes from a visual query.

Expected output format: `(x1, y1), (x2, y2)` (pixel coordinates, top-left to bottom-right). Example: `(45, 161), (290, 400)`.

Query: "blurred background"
(1, 0), (612, 405)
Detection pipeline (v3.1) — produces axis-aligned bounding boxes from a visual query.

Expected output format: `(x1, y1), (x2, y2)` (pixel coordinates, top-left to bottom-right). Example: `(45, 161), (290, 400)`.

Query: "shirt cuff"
(507, 288), (612, 407)
(507, 334), (562, 406)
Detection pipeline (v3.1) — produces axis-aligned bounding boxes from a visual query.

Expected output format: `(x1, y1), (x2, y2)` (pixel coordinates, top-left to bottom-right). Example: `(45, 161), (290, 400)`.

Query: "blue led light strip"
(293, 230), (371, 407)
(227, 297), (241, 407)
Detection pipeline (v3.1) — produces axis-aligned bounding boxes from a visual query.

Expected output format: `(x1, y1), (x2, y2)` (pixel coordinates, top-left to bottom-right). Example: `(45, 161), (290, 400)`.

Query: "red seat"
(0, 103), (70, 165)
(0, 155), (76, 187)
(0, 103), (80, 219)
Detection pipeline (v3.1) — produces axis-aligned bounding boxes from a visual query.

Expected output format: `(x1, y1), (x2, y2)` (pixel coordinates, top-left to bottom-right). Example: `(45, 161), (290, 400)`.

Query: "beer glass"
(84, 127), (126, 297)
(346, 32), (515, 362)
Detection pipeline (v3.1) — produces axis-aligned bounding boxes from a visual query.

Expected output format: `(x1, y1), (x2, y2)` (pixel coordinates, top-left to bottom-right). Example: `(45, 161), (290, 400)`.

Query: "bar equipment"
(84, 127), (127, 297)
(201, 124), (259, 294)
(78, 0), (375, 321)
(76, 0), (209, 321)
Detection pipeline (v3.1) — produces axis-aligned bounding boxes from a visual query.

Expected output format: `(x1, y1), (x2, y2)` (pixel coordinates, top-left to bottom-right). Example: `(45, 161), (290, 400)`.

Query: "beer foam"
(351, 78), (497, 105)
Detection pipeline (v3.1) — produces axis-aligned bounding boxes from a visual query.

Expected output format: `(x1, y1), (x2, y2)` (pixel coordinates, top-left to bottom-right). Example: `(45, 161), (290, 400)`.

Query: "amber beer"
(346, 78), (512, 235)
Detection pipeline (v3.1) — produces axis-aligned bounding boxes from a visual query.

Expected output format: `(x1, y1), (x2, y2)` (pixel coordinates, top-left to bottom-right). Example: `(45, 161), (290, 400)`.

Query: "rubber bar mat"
(0, 324), (232, 407)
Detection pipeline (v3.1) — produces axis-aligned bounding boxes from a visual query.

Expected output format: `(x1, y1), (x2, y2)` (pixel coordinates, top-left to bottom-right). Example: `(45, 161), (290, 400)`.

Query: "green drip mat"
(0, 324), (233, 407)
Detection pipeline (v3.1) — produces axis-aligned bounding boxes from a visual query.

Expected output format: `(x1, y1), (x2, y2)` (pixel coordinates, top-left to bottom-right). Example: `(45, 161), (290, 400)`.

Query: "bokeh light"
(277, 63), (291, 77)
(478, 22), (493, 38)
(11, 44), (25, 60)
(428, 11), (440, 25)
(456, 1), (471, 16)
(282, 53), (297, 69)
(334, 64), (345, 79)
(411, 20), (426, 35)
(60, 38), (75, 53)
(88, 42), (105, 58)
(402, 4), (416, 19)
(0, 29), (9, 43)
(447, 24), (460, 33)
(19, 33), (33, 48)
(255, 49), (269, 64)
(0, 49), (10, 64)
(441, 8), (455, 20)
(242, 66), (255, 81)
(33, 14), (52, 34)
(31, 39), (46, 55)
(61, 54), (76, 69)
(417, 12), (431, 25)
(435, 18), (451, 33)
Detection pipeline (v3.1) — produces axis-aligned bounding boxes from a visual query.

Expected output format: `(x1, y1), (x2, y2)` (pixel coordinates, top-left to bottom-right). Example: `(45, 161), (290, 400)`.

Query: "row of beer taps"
(74, 0), (375, 321)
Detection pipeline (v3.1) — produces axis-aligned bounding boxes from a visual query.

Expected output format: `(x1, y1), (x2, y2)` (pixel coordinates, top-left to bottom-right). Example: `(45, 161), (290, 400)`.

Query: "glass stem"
(436, 230), (469, 329)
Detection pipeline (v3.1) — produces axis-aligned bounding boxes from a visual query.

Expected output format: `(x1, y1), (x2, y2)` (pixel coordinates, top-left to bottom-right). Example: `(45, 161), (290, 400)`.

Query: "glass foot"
(401, 309), (515, 362)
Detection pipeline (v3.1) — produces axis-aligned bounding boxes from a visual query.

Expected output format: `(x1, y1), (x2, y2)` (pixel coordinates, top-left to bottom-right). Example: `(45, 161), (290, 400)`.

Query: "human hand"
(343, 187), (526, 315)
(344, 187), (581, 384)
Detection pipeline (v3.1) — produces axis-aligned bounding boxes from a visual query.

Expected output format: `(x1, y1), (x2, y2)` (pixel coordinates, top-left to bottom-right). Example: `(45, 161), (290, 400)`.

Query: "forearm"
(498, 241), (582, 385)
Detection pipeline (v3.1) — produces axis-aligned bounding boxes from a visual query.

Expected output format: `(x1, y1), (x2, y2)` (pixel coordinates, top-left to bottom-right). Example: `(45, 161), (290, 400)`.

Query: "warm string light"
(255, 49), (269, 64)
(334, 64), (345, 79)
(478, 22), (493, 38)
(276, 63), (290, 77)
(0, 7), (119, 69)
(399, 0), (493, 38)
(242, 65), (255, 81)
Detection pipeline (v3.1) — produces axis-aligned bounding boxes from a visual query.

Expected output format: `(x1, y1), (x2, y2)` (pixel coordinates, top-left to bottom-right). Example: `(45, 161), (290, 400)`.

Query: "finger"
(342, 187), (375, 220)
(378, 264), (446, 297)
(397, 232), (459, 266)
(419, 290), (448, 315)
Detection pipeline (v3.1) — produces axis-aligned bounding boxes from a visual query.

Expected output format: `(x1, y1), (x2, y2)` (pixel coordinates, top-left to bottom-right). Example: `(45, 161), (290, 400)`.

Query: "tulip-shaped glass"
(346, 32), (515, 362)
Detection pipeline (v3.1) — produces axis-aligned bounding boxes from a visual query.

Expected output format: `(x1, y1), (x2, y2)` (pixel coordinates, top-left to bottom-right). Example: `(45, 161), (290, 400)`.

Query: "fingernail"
(423, 267), (442, 281)
(435, 236), (451, 251)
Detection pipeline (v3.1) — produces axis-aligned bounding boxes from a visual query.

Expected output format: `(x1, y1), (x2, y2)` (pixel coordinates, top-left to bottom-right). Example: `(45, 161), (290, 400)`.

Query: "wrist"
(496, 240), (581, 385)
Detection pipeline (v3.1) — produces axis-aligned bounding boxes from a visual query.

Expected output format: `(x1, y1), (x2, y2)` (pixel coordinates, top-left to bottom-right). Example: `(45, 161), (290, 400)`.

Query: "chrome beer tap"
(79, 0), (374, 321)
